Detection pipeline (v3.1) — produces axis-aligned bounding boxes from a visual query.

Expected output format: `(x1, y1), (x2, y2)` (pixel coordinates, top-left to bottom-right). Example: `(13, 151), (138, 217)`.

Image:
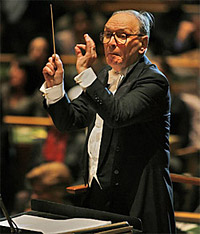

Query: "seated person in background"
(1, 56), (46, 116)
(14, 162), (73, 213)
(28, 36), (50, 86)
(150, 2), (199, 55)
(55, 9), (93, 55)
(26, 161), (72, 203)
(181, 93), (200, 150)
(173, 18), (198, 54)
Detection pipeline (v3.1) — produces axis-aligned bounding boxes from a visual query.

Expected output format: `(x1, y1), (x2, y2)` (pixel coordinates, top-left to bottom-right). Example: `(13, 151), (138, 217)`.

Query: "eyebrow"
(104, 27), (133, 33)
(104, 26), (132, 32)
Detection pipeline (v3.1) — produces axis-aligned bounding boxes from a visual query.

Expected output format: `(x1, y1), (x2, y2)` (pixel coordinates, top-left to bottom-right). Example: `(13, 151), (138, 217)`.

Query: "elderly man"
(41, 10), (176, 233)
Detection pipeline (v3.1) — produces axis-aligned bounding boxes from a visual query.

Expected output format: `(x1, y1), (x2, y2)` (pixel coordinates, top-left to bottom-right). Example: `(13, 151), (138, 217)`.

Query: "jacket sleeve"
(47, 92), (94, 132)
(85, 69), (170, 128)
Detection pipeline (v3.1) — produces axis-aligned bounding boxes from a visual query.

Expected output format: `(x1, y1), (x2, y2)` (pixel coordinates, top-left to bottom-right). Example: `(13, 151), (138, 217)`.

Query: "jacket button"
(115, 182), (119, 186)
(114, 169), (119, 175)
(116, 146), (120, 152)
(94, 95), (99, 101)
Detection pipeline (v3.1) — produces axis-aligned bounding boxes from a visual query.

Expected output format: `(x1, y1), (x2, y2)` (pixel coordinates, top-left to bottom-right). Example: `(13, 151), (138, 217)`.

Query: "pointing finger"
(84, 34), (96, 53)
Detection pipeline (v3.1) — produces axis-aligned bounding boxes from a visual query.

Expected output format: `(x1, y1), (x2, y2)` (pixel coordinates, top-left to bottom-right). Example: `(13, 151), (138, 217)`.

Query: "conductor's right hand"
(42, 54), (64, 88)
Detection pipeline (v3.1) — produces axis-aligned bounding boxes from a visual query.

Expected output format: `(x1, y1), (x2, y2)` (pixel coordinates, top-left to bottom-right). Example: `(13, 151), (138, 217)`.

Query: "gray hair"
(112, 10), (154, 39)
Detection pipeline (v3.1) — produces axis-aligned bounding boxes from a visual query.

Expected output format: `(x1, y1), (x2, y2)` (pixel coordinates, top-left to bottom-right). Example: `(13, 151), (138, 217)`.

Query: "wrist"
(76, 66), (88, 75)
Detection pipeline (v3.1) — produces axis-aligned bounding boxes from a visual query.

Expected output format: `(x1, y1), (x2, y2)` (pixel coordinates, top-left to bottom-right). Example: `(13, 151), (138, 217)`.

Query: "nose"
(108, 34), (117, 45)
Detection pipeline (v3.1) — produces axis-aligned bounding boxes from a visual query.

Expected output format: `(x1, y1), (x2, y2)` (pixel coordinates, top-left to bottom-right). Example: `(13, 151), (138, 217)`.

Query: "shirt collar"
(112, 61), (138, 78)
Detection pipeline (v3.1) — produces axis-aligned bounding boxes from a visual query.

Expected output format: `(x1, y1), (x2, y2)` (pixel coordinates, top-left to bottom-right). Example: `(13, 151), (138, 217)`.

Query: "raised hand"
(75, 34), (97, 74)
(42, 54), (64, 88)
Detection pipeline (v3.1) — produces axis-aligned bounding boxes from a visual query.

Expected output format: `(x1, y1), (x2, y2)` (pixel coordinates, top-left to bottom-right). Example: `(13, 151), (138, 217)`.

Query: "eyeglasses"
(100, 31), (144, 45)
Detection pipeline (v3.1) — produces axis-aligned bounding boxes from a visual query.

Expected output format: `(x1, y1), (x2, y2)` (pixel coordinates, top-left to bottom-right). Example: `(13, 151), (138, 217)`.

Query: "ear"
(138, 35), (148, 55)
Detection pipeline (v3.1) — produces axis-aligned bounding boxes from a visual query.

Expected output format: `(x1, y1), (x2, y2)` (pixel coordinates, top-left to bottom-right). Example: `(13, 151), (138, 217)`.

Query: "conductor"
(41, 10), (176, 233)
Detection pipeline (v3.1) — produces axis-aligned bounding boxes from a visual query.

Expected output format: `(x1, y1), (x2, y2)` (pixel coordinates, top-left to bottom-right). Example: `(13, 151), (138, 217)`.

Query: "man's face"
(103, 13), (147, 71)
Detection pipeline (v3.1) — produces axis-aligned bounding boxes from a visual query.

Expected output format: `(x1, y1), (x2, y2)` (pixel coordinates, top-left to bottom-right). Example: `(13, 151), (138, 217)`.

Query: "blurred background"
(0, 0), (199, 232)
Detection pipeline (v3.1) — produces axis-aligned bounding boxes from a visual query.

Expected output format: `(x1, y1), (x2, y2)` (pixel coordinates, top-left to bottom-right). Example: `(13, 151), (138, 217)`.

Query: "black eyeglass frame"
(99, 31), (144, 45)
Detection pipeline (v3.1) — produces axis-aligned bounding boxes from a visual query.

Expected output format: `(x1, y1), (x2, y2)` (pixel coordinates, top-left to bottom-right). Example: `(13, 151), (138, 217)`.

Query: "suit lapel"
(97, 56), (150, 169)
(116, 56), (149, 97)
(98, 56), (150, 168)
(98, 65), (111, 86)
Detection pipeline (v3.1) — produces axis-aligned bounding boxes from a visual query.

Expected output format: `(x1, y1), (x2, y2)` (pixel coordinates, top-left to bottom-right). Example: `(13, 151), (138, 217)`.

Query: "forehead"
(104, 13), (140, 32)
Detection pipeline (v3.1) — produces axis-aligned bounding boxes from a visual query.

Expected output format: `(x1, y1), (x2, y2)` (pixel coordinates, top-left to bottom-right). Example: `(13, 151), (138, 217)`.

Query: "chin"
(107, 58), (123, 69)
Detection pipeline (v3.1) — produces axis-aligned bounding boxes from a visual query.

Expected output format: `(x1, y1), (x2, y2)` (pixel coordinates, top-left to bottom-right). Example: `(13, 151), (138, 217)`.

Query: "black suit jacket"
(47, 56), (176, 233)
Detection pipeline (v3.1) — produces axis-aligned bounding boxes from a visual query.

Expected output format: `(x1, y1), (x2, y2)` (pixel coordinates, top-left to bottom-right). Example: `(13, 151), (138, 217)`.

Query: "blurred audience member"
(151, 1), (199, 55)
(170, 93), (191, 149)
(1, 56), (46, 116)
(14, 162), (73, 213)
(56, 9), (93, 55)
(26, 162), (72, 202)
(28, 36), (50, 86)
(55, 8), (105, 56)
(173, 14), (199, 54)
(181, 93), (200, 149)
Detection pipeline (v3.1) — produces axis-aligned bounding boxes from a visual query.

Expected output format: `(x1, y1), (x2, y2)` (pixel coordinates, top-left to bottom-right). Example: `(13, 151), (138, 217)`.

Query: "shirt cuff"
(74, 67), (97, 89)
(40, 82), (65, 105)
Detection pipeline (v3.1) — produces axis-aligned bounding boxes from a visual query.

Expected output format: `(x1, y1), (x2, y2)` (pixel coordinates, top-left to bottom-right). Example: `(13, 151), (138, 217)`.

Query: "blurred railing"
(3, 115), (54, 127)
(170, 173), (200, 186)
(0, 54), (77, 65)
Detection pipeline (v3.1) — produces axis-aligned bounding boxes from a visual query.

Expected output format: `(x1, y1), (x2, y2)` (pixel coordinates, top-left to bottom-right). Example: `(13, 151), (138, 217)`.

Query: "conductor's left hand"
(75, 34), (97, 74)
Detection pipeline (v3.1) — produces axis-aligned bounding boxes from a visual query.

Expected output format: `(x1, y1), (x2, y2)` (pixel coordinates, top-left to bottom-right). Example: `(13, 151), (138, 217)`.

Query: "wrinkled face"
(103, 13), (148, 71)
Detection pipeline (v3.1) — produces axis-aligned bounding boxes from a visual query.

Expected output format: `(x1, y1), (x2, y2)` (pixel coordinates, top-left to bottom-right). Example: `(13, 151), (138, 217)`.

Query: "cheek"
(126, 47), (137, 59)
(124, 41), (141, 62)
(126, 42), (138, 55)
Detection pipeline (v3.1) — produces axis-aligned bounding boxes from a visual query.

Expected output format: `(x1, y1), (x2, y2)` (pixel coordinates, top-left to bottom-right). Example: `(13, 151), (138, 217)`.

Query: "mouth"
(107, 52), (121, 57)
